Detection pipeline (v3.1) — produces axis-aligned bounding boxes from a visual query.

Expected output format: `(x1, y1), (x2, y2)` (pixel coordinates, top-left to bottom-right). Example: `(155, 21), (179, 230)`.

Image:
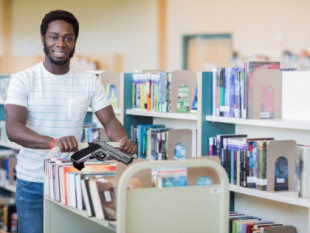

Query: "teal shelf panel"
(84, 112), (93, 124)
(200, 72), (235, 155)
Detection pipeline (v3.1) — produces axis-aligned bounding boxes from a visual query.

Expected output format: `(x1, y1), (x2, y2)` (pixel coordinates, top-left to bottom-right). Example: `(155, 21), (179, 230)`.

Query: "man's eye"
(50, 37), (58, 41)
(65, 37), (73, 42)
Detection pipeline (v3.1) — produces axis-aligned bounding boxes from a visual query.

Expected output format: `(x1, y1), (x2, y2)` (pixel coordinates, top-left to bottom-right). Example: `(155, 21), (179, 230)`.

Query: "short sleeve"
(5, 72), (29, 108)
(90, 76), (110, 112)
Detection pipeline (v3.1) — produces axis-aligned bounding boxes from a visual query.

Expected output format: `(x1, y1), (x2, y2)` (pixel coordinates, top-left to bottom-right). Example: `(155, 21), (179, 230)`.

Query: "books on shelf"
(132, 72), (171, 113)
(130, 124), (193, 160)
(212, 63), (282, 119)
(44, 158), (116, 211)
(214, 67), (246, 118)
(211, 133), (299, 193)
(2, 204), (17, 233)
(0, 150), (18, 187)
(131, 70), (198, 114)
(151, 167), (187, 188)
(229, 212), (296, 233)
(80, 127), (101, 143)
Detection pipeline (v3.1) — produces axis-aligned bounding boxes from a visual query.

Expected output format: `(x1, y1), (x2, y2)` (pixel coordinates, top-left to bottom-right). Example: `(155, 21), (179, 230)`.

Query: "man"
(5, 10), (137, 233)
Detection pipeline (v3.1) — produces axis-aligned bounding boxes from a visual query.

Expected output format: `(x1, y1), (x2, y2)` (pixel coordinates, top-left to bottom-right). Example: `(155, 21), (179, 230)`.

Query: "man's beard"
(43, 40), (75, 66)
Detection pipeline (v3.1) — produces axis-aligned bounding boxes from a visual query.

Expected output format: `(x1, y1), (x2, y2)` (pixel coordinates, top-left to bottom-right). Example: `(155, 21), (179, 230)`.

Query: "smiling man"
(4, 10), (137, 233)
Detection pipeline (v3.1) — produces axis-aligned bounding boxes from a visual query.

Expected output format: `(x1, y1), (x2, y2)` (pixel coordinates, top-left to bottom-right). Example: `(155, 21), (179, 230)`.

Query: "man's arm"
(95, 105), (137, 155)
(5, 104), (78, 152)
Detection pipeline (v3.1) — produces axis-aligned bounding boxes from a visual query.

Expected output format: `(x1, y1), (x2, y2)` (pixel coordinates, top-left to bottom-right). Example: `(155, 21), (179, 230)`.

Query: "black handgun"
(71, 139), (133, 170)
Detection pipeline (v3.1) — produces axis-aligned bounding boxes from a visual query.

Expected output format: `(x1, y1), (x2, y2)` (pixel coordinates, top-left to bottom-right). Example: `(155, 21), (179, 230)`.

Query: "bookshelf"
(123, 71), (209, 158)
(203, 70), (310, 233)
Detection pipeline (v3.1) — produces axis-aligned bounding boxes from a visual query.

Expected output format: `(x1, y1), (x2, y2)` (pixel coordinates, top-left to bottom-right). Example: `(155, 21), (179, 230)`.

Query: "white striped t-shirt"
(5, 62), (110, 183)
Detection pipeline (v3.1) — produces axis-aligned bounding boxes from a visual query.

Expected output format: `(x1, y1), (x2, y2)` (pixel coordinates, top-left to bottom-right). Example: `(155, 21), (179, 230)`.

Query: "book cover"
(137, 124), (165, 159)
(148, 127), (170, 160)
(177, 84), (191, 113)
(191, 84), (198, 112)
(89, 176), (116, 220)
(96, 178), (116, 221)
(218, 68), (225, 117)
(174, 142), (186, 160)
(296, 145), (310, 197)
(151, 167), (187, 188)
(81, 178), (95, 217)
(80, 173), (114, 217)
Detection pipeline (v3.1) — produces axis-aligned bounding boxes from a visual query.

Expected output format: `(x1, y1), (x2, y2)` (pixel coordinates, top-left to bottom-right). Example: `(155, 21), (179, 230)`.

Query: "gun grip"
(71, 143), (101, 163)
(73, 162), (85, 171)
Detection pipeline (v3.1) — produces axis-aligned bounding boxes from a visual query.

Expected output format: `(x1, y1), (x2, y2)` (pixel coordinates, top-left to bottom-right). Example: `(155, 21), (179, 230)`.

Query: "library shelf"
(205, 115), (310, 232)
(229, 185), (309, 208)
(206, 116), (310, 131)
(126, 109), (197, 120)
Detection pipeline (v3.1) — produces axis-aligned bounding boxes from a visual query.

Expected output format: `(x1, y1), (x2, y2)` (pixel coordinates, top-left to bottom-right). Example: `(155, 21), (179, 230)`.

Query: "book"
(89, 176), (116, 220)
(151, 167), (187, 188)
(81, 176), (96, 217)
(191, 84), (198, 112)
(174, 142), (186, 160)
(81, 173), (113, 217)
(96, 178), (117, 221)
(296, 145), (310, 197)
(177, 84), (191, 113)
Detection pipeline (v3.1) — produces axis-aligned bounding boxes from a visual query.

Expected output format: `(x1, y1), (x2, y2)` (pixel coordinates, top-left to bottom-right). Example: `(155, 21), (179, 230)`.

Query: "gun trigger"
(102, 154), (110, 161)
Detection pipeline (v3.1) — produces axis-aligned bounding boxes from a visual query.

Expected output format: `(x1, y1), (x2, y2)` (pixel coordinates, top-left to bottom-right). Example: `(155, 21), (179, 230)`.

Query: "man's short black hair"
(40, 10), (79, 39)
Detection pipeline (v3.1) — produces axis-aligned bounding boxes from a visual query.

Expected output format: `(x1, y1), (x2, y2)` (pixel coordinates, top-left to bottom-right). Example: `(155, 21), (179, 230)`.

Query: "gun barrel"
(96, 140), (133, 165)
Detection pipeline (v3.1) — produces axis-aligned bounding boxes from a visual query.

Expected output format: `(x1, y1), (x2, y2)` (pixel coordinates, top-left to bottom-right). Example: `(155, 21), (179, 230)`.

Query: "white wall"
(9, 0), (158, 72)
(2, 0), (310, 72)
(167, 0), (310, 71)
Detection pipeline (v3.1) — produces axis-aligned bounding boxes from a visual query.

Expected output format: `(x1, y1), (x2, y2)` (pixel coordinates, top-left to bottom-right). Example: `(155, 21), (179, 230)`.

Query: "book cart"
(43, 145), (229, 233)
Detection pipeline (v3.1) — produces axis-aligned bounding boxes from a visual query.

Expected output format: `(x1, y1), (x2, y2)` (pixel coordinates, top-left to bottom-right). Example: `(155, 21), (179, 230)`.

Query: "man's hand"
(118, 137), (137, 156)
(53, 136), (78, 152)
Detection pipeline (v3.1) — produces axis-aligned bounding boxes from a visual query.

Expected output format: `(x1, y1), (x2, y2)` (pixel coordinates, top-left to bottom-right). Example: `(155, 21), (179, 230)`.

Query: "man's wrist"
(50, 139), (57, 149)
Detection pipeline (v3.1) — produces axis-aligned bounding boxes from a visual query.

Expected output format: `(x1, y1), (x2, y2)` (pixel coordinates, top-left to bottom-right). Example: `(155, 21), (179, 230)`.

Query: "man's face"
(42, 20), (76, 66)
